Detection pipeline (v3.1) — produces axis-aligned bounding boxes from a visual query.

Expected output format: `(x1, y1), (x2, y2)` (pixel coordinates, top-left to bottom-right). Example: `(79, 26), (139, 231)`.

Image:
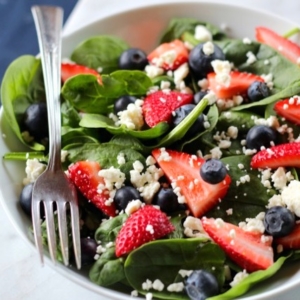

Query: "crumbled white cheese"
(117, 152), (126, 165)
(230, 270), (249, 287)
(183, 216), (210, 238)
(116, 99), (144, 130)
(238, 212), (265, 233)
(173, 63), (189, 89)
(281, 180), (300, 217)
(211, 60), (232, 87)
(243, 37), (252, 44)
(178, 269), (193, 278)
(167, 282), (184, 292)
(145, 65), (164, 78)
(152, 279), (164, 291)
(130, 157), (163, 203)
(194, 25), (212, 41)
(246, 51), (257, 65)
(202, 41), (215, 55)
(125, 199), (143, 215)
(23, 158), (46, 185)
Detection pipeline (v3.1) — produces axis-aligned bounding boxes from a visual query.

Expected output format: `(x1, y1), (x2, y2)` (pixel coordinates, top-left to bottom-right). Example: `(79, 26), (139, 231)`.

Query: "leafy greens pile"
(2, 17), (300, 300)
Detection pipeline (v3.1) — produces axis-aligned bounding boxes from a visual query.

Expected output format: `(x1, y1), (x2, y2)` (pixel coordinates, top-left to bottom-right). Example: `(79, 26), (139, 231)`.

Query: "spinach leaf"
(66, 142), (146, 178)
(150, 98), (209, 149)
(209, 256), (290, 300)
(232, 80), (300, 112)
(89, 246), (126, 286)
(94, 214), (128, 245)
(218, 39), (300, 94)
(61, 126), (99, 147)
(124, 239), (225, 299)
(160, 18), (226, 43)
(79, 113), (169, 139)
(61, 71), (152, 114)
(207, 155), (275, 224)
(70, 35), (129, 74)
(180, 104), (219, 152)
(110, 134), (147, 154)
(1, 55), (45, 150)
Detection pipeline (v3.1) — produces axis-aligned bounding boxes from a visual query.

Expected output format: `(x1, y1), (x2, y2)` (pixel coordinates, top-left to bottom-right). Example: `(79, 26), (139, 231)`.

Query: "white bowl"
(1, 1), (300, 299)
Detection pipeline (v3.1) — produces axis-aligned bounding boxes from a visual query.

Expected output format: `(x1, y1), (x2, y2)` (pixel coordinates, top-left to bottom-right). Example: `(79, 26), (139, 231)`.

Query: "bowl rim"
(2, 1), (300, 299)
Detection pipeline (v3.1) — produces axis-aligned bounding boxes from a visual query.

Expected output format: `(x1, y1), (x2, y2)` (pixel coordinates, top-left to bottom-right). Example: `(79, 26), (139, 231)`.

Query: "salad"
(2, 17), (300, 300)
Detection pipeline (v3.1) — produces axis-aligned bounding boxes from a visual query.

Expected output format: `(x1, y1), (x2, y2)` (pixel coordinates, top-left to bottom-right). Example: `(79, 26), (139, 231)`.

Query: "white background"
(2, 0), (300, 299)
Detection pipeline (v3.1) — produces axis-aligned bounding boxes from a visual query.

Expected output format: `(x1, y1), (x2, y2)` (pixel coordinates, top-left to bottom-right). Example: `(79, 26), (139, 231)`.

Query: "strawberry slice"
(202, 217), (274, 272)
(152, 149), (231, 217)
(147, 39), (189, 70)
(251, 142), (300, 169)
(61, 63), (102, 83)
(142, 90), (193, 127)
(68, 161), (116, 217)
(274, 97), (300, 125)
(275, 223), (300, 249)
(207, 71), (264, 99)
(115, 205), (175, 257)
(256, 26), (300, 65)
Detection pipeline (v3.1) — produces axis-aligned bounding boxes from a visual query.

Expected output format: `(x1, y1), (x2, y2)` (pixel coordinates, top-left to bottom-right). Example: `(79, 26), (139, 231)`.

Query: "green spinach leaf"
(124, 239), (225, 299)
(70, 35), (129, 74)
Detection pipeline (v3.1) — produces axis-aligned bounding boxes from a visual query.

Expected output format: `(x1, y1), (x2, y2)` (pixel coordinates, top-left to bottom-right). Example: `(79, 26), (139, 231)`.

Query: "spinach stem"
(283, 27), (300, 39)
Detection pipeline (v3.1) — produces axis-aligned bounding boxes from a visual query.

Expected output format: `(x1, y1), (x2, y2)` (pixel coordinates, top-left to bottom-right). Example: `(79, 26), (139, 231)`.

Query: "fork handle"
(32, 6), (63, 171)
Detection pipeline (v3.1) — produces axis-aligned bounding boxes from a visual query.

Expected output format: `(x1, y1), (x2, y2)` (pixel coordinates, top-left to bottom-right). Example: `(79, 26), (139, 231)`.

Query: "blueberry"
(19, 182), (45, 218)
(23, 102), (48, 142)
(19, 183), (34, 217)
(194, 90), (208, 105)
(114, 186), (142, 210)
(246, 125), (278, 151)
(114, 95), (137, 114)
(200, 159), (227, 184)
(81, 237), (98, 265)
(247, 81), (270, 102)
(171, 104), (205, 138)
(185, 270), (219, 300)
(188, 43), (225, 79)
(152, 187), (179, 213)
(119, 48), (148, 70)
(264, 206), (295, 237)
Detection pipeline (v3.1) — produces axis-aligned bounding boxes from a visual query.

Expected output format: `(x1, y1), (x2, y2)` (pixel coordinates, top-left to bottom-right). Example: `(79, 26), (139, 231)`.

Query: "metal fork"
(31, 5), (81, 269)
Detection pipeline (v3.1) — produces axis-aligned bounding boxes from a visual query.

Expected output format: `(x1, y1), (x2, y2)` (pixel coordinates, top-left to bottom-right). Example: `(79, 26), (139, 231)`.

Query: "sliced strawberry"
(256, 26), (300, 65)
(142, 90), (193, 127)
(274, 97), (300, 125)
(61, 63), (102, 83)
(152, 149), (231, 217)
(275, 223), (300, 249)
(115, 205), (175, 257)
(147, 39), (189, 70)
(68, 161), (116, 217)
(251, 142), (300, 169)
(207, 71), (264, 99)
(202, 217), (274, 272)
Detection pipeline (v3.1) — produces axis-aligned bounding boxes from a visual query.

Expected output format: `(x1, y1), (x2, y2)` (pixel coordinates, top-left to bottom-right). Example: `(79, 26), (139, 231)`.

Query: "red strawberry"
(251, 142), (300, 169)
(207, 71), (264, 99)
(274, 97), (300, 125)
(115, 205), (175, 257)
(68, 161), (116, 217)
(151, 149), (231, 217)
(147, 39), (189, 71)
(142, 90), (193, 127)
(275, 223), (300, 249)
(61, 63), (102, 84)
(202, 217), (274, 272)
(256, 26), (300, 65)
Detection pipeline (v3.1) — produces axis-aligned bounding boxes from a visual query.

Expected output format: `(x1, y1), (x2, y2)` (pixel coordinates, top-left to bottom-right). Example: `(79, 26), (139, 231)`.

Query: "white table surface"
(2, 0), (300, 299)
